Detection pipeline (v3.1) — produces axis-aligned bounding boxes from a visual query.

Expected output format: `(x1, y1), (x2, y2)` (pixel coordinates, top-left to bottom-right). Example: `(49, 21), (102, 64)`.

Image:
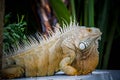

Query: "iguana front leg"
(60, 38), (78, 75)
(60, 57), (78, 75)
(1, 65), (24, 79)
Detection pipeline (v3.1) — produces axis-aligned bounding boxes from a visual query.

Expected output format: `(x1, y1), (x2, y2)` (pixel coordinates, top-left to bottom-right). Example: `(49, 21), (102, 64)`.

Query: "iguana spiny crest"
(1, 21), (102, 79)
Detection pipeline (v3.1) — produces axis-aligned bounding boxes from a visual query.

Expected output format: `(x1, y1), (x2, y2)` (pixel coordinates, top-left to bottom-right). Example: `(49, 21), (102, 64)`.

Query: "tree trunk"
(0, 0), (4, 70)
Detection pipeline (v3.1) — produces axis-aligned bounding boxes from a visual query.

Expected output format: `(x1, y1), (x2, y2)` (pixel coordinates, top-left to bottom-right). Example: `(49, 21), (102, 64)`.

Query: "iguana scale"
(1, 22), (102, 79)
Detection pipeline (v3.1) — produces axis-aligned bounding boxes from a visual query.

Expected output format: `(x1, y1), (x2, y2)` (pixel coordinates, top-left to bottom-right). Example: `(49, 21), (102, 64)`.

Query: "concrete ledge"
(8, 70), (120, 80)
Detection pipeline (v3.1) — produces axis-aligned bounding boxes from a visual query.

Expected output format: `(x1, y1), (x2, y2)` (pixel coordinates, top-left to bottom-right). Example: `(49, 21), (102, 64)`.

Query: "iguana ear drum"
(79, 42), (86, 50)
(79, 41), (89, 50)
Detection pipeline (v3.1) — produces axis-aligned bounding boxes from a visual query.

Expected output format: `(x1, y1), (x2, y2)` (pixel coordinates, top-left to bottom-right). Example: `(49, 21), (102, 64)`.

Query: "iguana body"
(1, 22), (102, 79)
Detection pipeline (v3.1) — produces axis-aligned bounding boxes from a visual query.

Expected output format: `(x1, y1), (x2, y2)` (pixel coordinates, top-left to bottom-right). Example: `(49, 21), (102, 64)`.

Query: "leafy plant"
(49, 0), (71, 26)
(3, 14), (27, 52)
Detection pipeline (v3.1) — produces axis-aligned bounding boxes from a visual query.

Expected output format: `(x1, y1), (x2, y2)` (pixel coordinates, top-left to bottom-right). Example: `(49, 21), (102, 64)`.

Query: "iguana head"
(71, 26), (102, 74)
(74, 27), (102, 51)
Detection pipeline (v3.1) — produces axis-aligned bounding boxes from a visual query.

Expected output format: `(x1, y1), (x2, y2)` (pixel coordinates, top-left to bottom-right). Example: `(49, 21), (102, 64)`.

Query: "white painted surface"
(9, 70), (114, 80)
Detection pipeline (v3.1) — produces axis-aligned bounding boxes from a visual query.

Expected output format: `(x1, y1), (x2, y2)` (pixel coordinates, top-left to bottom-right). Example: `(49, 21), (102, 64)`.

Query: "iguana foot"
(1, 65), (24, 79)
(62, 66), (78, 76)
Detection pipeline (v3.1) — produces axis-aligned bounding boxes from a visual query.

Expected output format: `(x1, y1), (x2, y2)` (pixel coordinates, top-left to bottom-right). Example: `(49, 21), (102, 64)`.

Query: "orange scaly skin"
(0, 23), (102, 79)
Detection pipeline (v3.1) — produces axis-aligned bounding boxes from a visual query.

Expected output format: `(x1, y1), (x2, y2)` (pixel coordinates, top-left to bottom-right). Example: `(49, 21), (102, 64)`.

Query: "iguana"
(1, 22), (102, 79)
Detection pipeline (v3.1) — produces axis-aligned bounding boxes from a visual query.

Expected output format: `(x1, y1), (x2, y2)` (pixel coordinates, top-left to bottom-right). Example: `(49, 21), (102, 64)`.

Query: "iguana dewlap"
(1, 22), (102, 79)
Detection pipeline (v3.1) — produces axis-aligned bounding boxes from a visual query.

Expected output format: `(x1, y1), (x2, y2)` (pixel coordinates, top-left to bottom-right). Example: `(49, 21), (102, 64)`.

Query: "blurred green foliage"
(49, 0), (71, 26)
(3, 13), (27, 52)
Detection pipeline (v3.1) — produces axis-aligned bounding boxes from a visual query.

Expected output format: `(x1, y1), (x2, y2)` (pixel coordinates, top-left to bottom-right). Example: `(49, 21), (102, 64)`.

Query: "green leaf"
(70, 0), (76, 21)
(20, 15), (25, 23)
(84, 0), (94, 27)
(88, 0), (94, 27)
(97, 0), (109, 69)
(49, 0), (71, 26)
(13, 33), (20, 38)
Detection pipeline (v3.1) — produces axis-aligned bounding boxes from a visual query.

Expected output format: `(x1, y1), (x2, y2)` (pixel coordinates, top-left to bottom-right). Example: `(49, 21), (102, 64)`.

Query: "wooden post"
(0, 0), (4, 70)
